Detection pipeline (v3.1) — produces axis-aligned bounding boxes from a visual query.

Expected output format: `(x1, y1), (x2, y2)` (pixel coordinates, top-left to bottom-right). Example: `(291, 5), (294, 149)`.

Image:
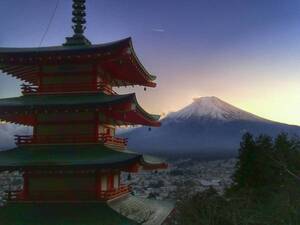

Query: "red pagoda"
(0, 1), (174, 224)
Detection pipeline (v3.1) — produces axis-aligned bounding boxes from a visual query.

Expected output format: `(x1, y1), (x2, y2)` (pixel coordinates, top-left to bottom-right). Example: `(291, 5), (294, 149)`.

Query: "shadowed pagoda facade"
(0, 0), (174, 224)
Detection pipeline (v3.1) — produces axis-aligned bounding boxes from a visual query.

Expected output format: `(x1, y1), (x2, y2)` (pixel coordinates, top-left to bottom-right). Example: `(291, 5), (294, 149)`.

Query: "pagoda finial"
(64, 0), (91, 46)
(72, 0), (86, 35)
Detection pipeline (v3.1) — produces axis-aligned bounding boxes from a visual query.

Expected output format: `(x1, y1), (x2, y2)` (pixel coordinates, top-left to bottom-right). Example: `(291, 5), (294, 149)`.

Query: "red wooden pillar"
(38, 65), (43, 91)
(92, 64), (98, 91)
(108, 173), (114, 191)
(96, 171), (101, 199)
(22, 172), (29, 200)
(94, 112), (99, 142)
(118, 171), (121, 188)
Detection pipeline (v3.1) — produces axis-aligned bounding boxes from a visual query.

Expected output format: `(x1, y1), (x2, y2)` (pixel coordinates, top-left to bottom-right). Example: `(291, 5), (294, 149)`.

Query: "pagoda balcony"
(99, 134), (129, 150)
(6, 185), (130, 202)
(14, 134), (128, 149)
(98, 184), (131, 200)
(4, 190), (23, 201)
(21, 83), (117, 95)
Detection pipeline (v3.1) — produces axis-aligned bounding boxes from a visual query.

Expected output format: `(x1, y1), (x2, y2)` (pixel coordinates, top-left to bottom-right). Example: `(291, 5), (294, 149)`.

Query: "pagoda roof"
(0, 202), (138, 225)
(109, 195), (174, 225)
(0, 195), (174, 225)
(0, 93), (161, 127)
(0, 144), (167, 171)
(0, 38), (157, 87)
(0, 39), (129, 54)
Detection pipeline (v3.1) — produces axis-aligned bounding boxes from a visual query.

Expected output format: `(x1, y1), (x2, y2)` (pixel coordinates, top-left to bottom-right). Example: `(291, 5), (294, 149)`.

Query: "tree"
(274, 134), (300, 175)
(232, 133), (256, 189)
(232, 133), (282, 189)
(253, 134), (278, 187)
(176, 187), (232, 225)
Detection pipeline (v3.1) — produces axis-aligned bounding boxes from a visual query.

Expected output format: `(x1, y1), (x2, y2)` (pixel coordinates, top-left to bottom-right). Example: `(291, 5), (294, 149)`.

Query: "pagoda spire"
(72, 0), (86, 35)
(64, 0), (91, 46)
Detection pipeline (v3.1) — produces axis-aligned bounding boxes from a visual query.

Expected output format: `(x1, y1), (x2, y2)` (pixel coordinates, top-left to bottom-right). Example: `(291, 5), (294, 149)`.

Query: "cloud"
(152, 28), (165, 33)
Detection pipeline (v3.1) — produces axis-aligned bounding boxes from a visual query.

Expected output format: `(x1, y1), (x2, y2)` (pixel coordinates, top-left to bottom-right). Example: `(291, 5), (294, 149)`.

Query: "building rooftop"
(0, 194), (174, 225)
(0, 93), (161, 127)
(0, 202), (138, 225)
(0, 144), (166, 171)
(0, 38), (156, 87)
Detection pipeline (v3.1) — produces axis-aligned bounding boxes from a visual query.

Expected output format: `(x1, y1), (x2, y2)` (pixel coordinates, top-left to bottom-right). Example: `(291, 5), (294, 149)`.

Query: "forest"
(174, 133), (300, 225)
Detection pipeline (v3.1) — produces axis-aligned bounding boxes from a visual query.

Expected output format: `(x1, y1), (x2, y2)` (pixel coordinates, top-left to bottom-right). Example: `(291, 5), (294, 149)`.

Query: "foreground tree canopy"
(174, 133), (300, 225)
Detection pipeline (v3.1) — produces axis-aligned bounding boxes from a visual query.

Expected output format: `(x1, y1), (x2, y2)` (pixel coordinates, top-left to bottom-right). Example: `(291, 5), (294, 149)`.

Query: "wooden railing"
(4, 190), (23, 201)
(100, 134), (128, 148)
(15, 134), (128, 148)
(21, 83), (117, 95)
(5, 185), (130, 201)
(14, 134), (97, 145)
(99, 185), (130, 200)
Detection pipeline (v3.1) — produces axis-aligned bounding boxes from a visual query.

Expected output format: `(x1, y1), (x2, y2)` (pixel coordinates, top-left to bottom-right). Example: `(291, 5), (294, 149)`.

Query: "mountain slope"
(167, 96), (266, 122)
(122, 97), (300, 157)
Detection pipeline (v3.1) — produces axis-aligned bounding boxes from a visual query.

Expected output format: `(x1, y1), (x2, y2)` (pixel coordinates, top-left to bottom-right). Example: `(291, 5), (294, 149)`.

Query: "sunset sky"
(0, 0), (300, 125)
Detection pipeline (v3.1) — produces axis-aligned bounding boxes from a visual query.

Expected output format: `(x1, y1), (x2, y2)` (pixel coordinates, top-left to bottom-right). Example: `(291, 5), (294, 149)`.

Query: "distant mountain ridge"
(121, 97), (300, 158)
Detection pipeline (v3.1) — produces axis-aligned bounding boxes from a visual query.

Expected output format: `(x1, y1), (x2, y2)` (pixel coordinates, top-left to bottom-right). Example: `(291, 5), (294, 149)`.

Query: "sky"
(0, 0), (300, 125)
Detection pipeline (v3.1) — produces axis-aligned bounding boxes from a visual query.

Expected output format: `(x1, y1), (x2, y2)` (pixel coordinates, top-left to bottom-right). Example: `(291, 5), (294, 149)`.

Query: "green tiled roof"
(0, 38), (130, 54)
(109, 195), (174, 225)
(0, 145), (168, 170)
(0, 202), (139, 225)
(0, 93), (132, 108)
(125, 151), (168, 169)
(0, 38), (157, 85)
(0, 144), (142, 170)
(0, 93), (160, 121)
(0, 196), (174, 225)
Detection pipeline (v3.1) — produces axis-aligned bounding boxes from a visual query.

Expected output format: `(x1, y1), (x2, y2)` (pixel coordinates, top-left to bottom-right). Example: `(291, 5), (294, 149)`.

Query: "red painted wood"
(6, 169), (130, 201)
(92, 63), (98, 91)
(21, 82), (117, 95)
(108, 174), (114, 191)
(22, 173), (29, 200)
(2, 51), (156, 88)
(94, 112), (99, 142)
(14, 134), (128, 147)
(37, 120), (95, 125)
(123, 163), (140, 173)
(96, 172), (101, 199)
(97, 185), (130, 200)
(0, 100), (160, 127)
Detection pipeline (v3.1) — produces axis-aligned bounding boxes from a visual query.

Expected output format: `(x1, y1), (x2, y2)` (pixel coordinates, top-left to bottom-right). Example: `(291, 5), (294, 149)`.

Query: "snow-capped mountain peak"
(121, 96), (300, 156)
(166, 96), (266, 122)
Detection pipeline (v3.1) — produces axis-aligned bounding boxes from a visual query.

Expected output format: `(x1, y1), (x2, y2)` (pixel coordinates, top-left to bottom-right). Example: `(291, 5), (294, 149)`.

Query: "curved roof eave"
(129, 151), (167, 170)
(0, 144), (144, 171)
(0, 93), (134, 108)
(130, 93), (161, 124)
(0, 93), (160, 127)
(127, 38), (157, 82)
(0, 38), (131, 55)
(0, 37), (157, 87)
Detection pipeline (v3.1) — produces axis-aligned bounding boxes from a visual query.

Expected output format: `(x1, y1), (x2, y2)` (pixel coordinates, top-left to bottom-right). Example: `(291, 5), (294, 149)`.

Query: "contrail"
(152, 28), (165, 32)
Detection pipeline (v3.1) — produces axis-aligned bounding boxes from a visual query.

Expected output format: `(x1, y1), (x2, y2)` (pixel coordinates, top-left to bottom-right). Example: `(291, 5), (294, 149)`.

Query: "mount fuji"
(121, 97), (300, 158)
